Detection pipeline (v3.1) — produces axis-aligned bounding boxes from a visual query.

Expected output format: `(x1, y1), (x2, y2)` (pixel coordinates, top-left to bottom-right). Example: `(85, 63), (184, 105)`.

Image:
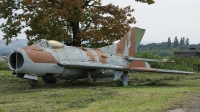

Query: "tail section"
(100, 27), (145, 57)
(116, 27), (145, 57)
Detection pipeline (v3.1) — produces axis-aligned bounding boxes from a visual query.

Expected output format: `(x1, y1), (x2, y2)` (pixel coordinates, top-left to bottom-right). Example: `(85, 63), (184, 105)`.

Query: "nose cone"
(8, 49), (25, 71)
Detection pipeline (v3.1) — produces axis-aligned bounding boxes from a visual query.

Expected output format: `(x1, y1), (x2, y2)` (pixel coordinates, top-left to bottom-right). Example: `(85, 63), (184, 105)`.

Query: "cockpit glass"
(34, 40), (41, 45)
(47, 40), (65, 49)
(34, 39), (49, 47)
(34, 39), (64, 48)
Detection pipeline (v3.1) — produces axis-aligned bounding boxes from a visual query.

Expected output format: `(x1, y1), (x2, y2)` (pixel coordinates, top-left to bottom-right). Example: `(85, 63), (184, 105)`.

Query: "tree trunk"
(71, 22), (81, 46)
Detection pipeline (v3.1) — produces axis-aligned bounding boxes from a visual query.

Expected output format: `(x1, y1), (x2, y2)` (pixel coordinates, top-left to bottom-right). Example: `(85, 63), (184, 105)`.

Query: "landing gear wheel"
(121, 74), (129, 87)
(28, 79), (38, 86)
(42, 76), (56, 84)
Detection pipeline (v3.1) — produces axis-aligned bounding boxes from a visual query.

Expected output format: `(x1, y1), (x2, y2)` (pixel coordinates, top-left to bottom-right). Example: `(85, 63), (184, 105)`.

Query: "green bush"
(135, 51), (199, 72)
(0, 60), (9, 70)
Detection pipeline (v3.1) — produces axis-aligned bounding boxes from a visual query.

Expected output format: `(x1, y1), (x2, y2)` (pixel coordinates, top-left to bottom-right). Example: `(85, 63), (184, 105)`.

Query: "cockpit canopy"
(34, 39), (65, 49)
(48, 40), (65, 48)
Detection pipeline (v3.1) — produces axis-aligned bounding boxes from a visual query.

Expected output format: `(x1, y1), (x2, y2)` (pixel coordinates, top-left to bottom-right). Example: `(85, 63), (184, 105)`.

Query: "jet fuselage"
(8, 39), (129, 81)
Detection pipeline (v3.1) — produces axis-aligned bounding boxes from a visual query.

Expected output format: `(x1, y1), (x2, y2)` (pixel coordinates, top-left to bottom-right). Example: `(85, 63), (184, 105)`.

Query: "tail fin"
(116, 27), (145, 57)
(100, 27), (145, 57)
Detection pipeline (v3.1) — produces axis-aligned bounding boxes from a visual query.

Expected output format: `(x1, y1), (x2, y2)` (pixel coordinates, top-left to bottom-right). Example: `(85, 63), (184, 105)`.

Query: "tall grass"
(0, 71), (200, 112)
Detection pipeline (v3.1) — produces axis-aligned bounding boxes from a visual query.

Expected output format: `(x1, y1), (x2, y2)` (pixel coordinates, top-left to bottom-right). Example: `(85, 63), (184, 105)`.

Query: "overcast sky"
(102, 0), (200, 44)
(0, 0), (200, 44)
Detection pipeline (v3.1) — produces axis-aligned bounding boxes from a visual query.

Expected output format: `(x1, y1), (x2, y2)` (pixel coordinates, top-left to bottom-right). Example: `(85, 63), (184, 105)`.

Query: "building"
(174, 48), (200, 58)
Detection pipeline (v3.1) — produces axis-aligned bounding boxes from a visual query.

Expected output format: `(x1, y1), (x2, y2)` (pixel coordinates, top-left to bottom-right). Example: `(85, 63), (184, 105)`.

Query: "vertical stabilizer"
(100, 27), (145, 57)
(116, 27), (145, 57)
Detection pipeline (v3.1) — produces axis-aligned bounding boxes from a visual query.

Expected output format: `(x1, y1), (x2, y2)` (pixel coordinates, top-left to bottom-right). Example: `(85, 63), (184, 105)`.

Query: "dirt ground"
(166, 91), (200, 112)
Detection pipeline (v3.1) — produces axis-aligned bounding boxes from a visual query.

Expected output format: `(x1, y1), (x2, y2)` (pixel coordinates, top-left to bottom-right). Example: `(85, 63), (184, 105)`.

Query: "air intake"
(8, 52), (24, 70)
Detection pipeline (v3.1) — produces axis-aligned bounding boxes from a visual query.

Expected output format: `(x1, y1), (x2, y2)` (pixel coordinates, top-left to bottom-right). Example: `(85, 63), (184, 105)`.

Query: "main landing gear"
(42, 75), (56, 84)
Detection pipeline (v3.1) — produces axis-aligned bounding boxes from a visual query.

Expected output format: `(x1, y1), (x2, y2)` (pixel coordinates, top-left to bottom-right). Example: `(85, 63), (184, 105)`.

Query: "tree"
(135, 0), (155, 4)
(183, 37), (185, 45)
(180, 37), (185, 45)
(167, 37), (171, 48)
(174, 36), (179, 48)
(186, 38), (190, 46)
(180, 38), (182, 45)
(0, 0), (155, 46)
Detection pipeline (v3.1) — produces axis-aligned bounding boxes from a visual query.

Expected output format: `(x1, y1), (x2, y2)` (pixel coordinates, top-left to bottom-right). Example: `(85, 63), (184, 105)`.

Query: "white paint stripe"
(123, 30), (131, 56)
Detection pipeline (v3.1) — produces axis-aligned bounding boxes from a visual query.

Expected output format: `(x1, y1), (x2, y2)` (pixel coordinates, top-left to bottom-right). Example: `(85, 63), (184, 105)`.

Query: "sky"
(0, 0), (200, 44)
(102, 0), (200, 44)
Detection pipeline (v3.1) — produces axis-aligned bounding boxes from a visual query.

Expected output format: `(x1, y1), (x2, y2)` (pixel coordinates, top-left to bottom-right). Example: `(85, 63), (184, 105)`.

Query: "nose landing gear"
(28, 79), (38, 86)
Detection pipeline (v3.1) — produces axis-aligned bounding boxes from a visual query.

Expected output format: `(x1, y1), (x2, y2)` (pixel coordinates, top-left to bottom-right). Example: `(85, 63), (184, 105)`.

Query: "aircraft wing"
(57, 61), (195, 74)
(58, 61), (125, 70)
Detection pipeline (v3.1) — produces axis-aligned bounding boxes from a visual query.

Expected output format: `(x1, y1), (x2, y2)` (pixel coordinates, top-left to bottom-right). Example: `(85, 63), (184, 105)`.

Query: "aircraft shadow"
(128, 77), (181, 87)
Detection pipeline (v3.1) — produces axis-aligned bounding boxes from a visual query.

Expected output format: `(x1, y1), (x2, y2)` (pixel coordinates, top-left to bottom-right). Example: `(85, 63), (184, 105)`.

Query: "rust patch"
(22, 45), (57, 63)
(84, 50), (95, 61)
(116, 28), (136, 56)
(93, 49), (107, 63)
(116, 33), (128, 55)
(77, 47), (95, 61)
(22, 45), (43, 51)
(130, 60), (146, 68)
(129, 28), (135, 56)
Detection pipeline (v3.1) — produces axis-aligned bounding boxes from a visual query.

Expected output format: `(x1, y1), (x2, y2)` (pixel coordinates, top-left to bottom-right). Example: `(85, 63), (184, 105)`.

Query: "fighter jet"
(8, 27), (195, 86)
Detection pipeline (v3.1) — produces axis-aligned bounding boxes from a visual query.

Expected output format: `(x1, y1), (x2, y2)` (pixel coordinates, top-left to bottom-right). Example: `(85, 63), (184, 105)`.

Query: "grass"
(0, 71), (200, 112)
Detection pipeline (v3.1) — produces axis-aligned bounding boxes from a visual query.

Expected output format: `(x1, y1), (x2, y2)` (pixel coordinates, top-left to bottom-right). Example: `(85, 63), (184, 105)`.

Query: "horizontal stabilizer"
(129, 67), (195, 74)
(128, 57), (175, 63)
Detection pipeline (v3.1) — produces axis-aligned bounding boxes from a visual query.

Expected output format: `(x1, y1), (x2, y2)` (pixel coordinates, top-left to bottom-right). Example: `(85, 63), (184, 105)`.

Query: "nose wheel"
(28, 79), (38, 86)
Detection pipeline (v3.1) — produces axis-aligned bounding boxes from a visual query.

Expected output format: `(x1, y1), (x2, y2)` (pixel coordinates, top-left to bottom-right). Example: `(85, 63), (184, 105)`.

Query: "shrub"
(0, 60), (9, 70)
(135, 51), (198, 72)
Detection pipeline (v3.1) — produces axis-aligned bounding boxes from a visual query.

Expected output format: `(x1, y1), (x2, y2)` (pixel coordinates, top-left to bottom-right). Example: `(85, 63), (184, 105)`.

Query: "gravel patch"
(167, 108), (200, 112)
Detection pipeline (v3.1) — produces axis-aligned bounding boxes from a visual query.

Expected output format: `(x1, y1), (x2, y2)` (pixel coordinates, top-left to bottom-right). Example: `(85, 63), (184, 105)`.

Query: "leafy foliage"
(0, 0), (154, 46)
(186, 38), (190, 46)
(168, 56), (200, 71)
(167, 37), (171, 48)
(135, 51), (199, 72)
(135, 0), (155, 4)
(180, 37), (185, 45)
(138, 42), (174, 57)
(174, 36), (179, 48)
(0, 60), (9, 70)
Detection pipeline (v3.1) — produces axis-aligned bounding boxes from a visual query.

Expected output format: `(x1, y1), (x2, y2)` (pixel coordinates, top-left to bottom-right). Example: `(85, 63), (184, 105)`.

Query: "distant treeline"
(138, 37), (200, 57)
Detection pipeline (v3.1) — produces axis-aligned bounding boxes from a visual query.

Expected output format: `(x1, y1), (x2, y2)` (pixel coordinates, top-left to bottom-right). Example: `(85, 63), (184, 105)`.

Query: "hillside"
(0, 39), (27, 56)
